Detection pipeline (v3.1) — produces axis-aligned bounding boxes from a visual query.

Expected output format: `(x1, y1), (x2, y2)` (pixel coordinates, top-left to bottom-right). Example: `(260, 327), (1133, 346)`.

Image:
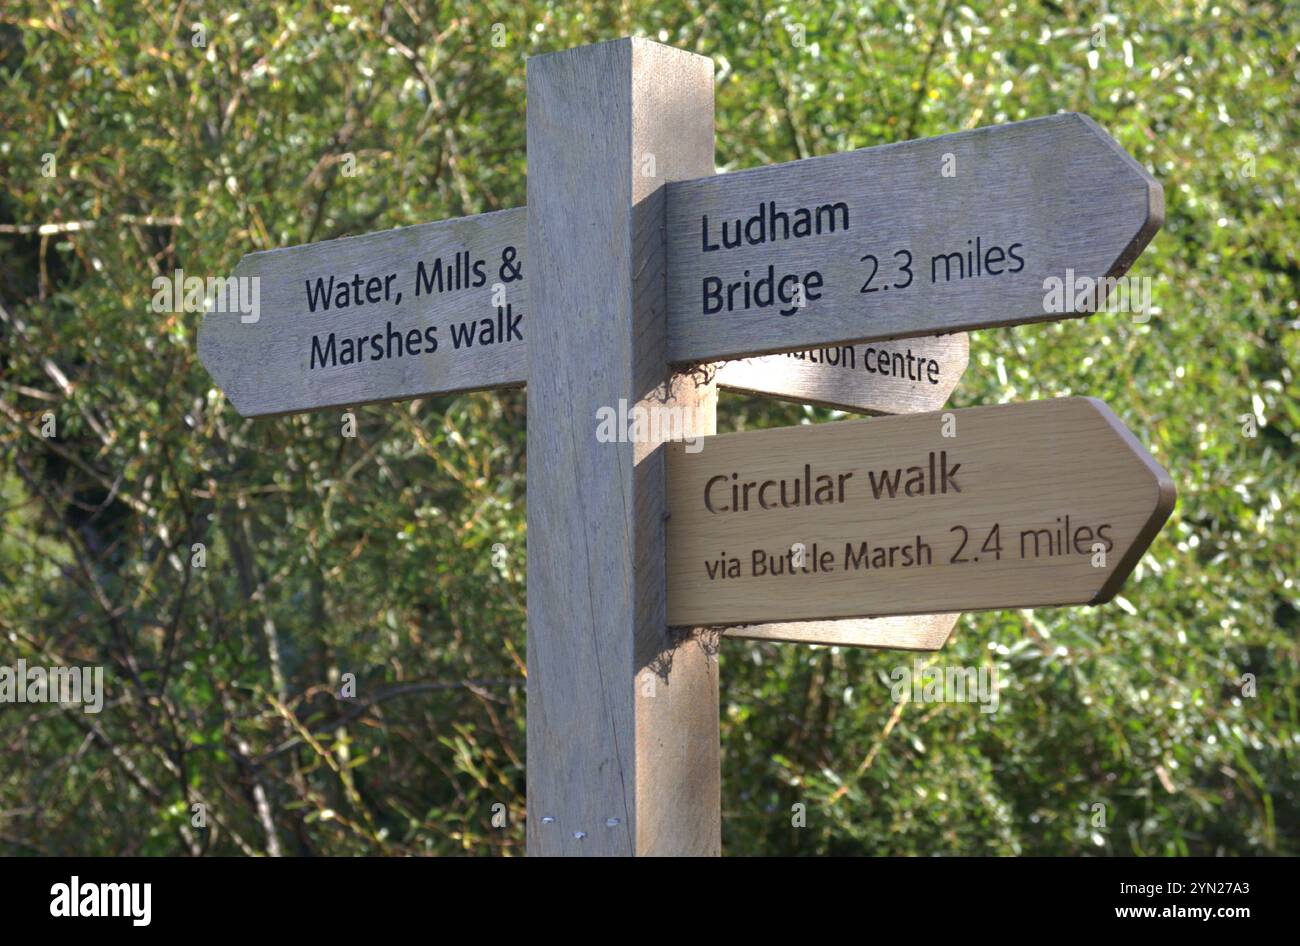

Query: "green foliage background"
(0, 0), (1295, 856)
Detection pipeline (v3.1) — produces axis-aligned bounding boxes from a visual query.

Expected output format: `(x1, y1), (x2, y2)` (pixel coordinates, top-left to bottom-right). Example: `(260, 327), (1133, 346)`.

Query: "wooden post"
(525, 39), (719, 856)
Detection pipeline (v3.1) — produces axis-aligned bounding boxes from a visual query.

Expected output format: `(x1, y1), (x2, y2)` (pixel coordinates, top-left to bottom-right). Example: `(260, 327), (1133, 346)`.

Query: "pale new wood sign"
(665, 113), (1162, 363)
(197, 207), (527, 417)
(714, 334), (969, 414)
(666, 398), (1175, 627)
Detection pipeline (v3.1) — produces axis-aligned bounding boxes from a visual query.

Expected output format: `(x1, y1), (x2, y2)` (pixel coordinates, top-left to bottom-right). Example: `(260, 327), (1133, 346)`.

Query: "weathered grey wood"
(714, 334), (969, 414)
(726, 613), (959, 650)
(665, 113), (1162, 363)
(666, 398), (1175, 627)
(526, 38), (719, 857)
(198, 207), (527, 416)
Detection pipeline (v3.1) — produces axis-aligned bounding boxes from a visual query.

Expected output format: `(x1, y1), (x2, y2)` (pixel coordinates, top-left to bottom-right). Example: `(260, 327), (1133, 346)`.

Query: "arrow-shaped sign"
(665, 113), (1162, 363)
(665, 398), (1175, 627)
(198, 207), (528, 417)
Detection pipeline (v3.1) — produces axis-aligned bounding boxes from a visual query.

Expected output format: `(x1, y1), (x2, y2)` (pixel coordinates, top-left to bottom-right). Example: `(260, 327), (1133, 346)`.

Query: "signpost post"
(196, 37), (1173, 857)
(524, 39), (720, 856)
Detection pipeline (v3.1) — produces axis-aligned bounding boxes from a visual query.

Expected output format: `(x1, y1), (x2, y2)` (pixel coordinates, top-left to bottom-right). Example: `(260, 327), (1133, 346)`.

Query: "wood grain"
(666, 398), (1175, 626)
(714, 333), (969, 414)
(665, 113), (1162, 363)
(526, 38), (719, 857)
(198, 207), (527, 416)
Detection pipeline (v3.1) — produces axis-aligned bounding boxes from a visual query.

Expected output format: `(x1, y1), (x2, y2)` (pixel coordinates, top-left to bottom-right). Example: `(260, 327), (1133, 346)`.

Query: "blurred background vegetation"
(0, 0), (1295, 856)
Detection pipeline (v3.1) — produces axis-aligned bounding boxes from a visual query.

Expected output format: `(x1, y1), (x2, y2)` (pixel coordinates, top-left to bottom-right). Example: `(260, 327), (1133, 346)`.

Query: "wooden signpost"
(195, 37), (1173, 857)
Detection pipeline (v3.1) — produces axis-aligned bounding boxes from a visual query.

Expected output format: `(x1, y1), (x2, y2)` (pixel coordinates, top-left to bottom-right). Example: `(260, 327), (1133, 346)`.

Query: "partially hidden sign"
(666, 398), (1175, 627)
(714, 335), (968, 414)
